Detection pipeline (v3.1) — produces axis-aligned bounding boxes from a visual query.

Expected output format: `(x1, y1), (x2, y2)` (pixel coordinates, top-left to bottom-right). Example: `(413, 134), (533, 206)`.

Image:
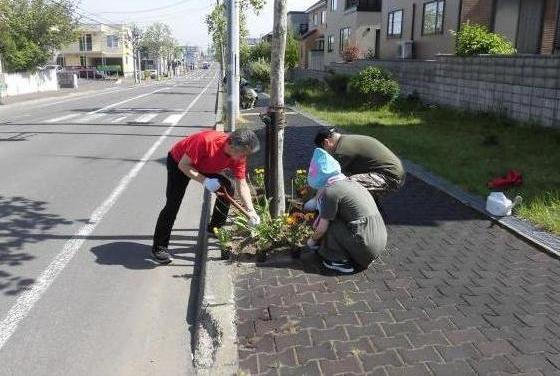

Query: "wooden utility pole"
(269, 0), (288, 217)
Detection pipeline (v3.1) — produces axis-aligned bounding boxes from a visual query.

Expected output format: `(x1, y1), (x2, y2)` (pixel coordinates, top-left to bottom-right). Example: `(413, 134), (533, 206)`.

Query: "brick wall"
(541, 0), (559, 54)
(292, 55), (560, 128)
(460, 0), (493, 26)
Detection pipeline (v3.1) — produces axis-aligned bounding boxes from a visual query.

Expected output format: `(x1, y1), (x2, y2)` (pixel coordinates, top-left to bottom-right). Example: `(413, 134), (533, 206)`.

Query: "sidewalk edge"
(290, 105), (560, 258)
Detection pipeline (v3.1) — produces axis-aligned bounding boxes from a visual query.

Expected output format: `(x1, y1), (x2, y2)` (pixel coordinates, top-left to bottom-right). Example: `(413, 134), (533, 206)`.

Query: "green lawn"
(286, 82), (560, 234)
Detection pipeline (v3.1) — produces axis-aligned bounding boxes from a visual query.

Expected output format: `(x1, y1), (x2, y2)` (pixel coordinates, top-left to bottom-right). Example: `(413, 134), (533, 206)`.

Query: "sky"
(78, 0), (318, 50)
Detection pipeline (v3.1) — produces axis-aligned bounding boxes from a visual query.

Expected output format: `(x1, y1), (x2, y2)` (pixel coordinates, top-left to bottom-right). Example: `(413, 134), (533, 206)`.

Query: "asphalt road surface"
(0, 67), (219, 375)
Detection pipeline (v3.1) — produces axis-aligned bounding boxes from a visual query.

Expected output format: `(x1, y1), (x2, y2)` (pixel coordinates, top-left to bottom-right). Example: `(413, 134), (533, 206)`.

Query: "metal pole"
(226, 0), (240, 132)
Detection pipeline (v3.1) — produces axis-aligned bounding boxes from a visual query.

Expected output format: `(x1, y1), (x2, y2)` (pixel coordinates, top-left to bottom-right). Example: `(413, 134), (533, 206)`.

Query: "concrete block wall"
(292, 55), (560, 128)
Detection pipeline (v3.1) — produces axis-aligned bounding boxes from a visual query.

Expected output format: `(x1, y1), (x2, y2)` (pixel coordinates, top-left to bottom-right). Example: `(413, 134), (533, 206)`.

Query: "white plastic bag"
(486, 192), (522, 217)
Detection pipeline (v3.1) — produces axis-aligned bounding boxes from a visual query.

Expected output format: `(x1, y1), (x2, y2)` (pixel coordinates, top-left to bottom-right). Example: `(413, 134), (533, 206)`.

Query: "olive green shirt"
(334, 134), (405, 184)
(321, 180), (379, 221)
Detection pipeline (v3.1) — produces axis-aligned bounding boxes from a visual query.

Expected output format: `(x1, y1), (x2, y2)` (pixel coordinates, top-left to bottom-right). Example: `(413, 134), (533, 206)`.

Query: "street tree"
(0, 0), (79, 72)
(141, 22), (175, 78)
(269, 0), (287, 217)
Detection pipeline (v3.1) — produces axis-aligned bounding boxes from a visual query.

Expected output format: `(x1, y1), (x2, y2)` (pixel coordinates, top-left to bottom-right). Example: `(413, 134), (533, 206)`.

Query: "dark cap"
(314, 127), (336, 147)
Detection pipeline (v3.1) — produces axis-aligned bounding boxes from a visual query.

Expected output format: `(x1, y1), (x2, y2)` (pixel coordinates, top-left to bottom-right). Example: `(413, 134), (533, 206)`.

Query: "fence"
(0, 69), (58, 97)
(292, 55), (560, 128)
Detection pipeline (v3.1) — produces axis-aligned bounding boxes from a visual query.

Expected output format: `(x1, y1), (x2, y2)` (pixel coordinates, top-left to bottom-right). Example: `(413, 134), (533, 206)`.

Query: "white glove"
(203, 178), (221, 193)
(248, 211), (261, 227)
(303, 197), (318, 212)
(306, 238), (319, 250)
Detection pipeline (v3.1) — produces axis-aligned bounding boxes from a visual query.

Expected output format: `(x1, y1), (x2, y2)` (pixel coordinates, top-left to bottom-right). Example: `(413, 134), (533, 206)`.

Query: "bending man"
(152, 129), (261, 264)
(314, 128), (405, 196)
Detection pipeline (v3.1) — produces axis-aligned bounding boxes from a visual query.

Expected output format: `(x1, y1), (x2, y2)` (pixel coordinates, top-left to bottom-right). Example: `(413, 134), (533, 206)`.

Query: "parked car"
(202, 62), (210, 69)
(77, 69), (108, 80)
(37, 64), (63, 72)
(149, 69), (158, 79)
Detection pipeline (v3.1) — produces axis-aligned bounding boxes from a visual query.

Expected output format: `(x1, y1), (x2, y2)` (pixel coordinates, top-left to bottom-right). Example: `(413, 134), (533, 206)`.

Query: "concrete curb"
(192, 83), (239, 375)
(290, 106), (560, 258)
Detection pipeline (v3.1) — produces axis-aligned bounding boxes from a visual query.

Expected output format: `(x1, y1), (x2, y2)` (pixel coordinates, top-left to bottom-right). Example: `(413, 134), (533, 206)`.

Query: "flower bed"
(213, 168), (316, 262)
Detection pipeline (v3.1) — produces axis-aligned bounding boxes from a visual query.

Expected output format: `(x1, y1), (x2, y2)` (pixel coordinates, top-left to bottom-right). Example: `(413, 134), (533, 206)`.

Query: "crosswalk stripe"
(76, 113), (105, 123)
(44, 114), (79, 123)
(162, 114), (183, 125)
(133, 113), (158, 123)
(111, 116), (128, 123)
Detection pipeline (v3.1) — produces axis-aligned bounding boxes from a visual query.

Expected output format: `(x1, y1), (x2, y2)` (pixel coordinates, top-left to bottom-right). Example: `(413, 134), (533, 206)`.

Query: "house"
(56, 24), (135, 76)
(324, 0), (383, 65)
(288, 11), (309, 36)
(380, 0), (560, 60)
(299, 0), (328, 70)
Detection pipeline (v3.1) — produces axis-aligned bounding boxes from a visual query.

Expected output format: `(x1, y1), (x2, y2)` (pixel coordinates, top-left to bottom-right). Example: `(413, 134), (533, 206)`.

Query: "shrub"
(349, 66), (400, 106)
(324, 73), (351, 94)
(342, 46), (360, 62)
(454, 23), (516, 56)
(248, 58), (271, 86)
(289, 78), (325, 102)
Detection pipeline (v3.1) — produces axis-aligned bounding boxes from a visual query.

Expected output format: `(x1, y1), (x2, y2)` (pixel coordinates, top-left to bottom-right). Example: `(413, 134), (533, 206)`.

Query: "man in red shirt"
(152, 129), (261, 264)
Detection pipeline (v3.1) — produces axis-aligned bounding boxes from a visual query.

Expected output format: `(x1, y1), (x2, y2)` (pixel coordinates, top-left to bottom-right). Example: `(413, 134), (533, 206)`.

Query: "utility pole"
(226, 0), (240, 132)
(269, 0), (288, 217)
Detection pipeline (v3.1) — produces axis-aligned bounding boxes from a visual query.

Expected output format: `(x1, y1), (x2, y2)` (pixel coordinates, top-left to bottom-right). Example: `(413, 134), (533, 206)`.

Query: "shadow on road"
(90, 241), (196, 270)
(0, 195), (73, 296)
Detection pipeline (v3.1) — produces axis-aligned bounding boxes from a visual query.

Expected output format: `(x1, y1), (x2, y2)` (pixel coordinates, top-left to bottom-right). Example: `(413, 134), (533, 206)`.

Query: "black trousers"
(152, 153), (234, 249)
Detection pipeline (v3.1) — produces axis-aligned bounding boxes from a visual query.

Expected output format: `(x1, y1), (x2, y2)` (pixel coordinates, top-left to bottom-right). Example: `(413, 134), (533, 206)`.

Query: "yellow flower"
(286, 216), (297, 225)
(213, 227), (219, 235)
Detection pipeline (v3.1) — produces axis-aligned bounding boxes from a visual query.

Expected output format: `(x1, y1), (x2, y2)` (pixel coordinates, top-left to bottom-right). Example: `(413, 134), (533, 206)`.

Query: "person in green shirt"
(314, 128), (405, 196)
(306, 148), (387, 274)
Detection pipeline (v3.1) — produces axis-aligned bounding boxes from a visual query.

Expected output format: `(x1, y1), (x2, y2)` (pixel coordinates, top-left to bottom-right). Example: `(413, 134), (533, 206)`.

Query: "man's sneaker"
(322, 259), (354, 274)
(152, 246), (173, 264)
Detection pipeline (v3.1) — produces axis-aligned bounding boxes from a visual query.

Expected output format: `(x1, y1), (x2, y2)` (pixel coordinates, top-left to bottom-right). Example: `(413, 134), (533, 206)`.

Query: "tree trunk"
(269, 0), (288, 217)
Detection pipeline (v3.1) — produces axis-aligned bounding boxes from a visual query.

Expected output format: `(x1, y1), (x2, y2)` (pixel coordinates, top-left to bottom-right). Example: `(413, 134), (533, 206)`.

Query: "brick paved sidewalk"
(233, 98), (560, 376)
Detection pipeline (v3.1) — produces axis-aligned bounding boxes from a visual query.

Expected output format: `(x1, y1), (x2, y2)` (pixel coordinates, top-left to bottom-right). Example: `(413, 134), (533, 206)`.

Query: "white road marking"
(133, 113), (158, 123)
(75, 113), (106, 123)
(0, 72), (216, 351)
(162, 114), (183, 125)
(111, 116), (128, 123)
(86, 87), (169, 116)
(44, 114), (80, 123)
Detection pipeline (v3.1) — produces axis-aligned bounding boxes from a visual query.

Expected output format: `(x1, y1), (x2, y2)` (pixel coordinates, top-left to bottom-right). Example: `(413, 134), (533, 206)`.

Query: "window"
(315, 38), (325, 51)
(56, 55), (64, 66)
(422, 0), (445, 35)
(80, 56), (87, 67)
(327, 35), (335, 52)
(339, 27), (351, 52)
(79, 34), (92, 51)
(387, 9), (403, 38)
(107, 35), (119, 48)
(331, 0), (337, 11)
(313, 12), (318, 25)
(321, 10), (326, 24)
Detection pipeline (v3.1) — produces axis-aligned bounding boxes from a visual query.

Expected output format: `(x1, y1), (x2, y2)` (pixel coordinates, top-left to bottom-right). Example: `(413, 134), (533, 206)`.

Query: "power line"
(98, 0), (195, 14)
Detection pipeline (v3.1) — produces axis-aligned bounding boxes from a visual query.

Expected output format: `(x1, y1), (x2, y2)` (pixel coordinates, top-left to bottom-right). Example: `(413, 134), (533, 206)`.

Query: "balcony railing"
(345, 0), (381, 12)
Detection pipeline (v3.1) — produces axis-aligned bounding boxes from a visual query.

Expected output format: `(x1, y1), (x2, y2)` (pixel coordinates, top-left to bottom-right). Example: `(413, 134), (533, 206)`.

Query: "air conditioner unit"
(397, 41), (414, 59)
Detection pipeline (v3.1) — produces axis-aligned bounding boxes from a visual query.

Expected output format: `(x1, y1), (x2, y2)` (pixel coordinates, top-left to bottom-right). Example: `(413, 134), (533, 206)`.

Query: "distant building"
(246, 37), (261, 46)
(184, 45), (201, 66)
(57, 23), (134, 76)
(288, 11), (309, 36)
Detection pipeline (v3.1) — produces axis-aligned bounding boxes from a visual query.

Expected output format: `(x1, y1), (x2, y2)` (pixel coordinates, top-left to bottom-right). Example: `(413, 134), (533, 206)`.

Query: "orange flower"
(304, 213), (315, 222)
(293, 212), (305, 222)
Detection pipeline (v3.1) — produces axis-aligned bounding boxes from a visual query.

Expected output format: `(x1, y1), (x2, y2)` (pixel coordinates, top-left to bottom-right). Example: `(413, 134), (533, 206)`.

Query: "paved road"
(0, 67), (218, 375)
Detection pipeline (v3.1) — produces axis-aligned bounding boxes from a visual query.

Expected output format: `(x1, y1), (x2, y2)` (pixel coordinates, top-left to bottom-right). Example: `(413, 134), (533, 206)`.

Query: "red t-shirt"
(170, 130), (246, 179)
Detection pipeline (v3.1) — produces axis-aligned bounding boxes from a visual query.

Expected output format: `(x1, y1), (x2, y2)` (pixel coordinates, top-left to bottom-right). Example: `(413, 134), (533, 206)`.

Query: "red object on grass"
(487, 170), (523, 189)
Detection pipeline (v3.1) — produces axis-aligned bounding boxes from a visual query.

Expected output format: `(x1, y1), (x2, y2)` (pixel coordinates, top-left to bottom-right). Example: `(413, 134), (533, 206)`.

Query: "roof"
(305, 0), (327, 13)
(300, 28), (319, 40)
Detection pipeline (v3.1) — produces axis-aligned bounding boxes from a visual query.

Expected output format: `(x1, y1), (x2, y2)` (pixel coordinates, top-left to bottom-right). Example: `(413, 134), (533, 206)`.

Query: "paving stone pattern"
(234, 101), (560, 376)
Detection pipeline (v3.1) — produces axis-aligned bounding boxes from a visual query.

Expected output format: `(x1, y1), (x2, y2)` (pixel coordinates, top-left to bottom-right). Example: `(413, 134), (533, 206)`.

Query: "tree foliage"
(0, 0), (79, 72)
